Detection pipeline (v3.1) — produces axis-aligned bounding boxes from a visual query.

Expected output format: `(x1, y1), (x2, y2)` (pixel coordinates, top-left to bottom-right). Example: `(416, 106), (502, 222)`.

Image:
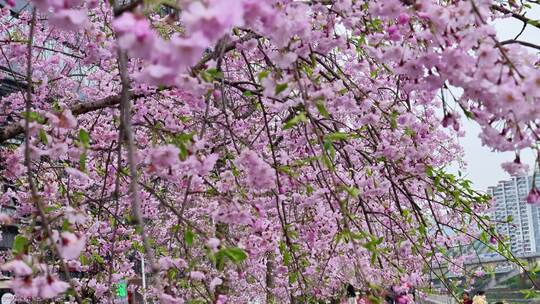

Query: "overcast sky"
(456, 4), (540, 191)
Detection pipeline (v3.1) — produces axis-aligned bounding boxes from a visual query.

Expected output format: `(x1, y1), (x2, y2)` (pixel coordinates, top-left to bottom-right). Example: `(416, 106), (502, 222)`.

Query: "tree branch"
(500, 39), (540, 51)
(491, 4), (540, 31)
(0, 94), (123, 144)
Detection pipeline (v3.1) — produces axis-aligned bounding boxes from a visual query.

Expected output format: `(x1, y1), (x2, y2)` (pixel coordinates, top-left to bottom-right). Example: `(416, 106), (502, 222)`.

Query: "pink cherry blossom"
(64, 207), (86, 224)
(48, 109), (77, 129)
(387, 25), (401, 41)
(65, 167), (90, 183)
(181, 0), (244, 43)
(88, 278), (107, 297)
(36, 275), (70, 299)
(207, 237), (220, 251)
(501, 159), (529, 176)
(0, 213), (12, 225)
(527, 188), (540, 206)
(10, 276), (38, 298)
(397, 13), (410, 25)
(209, 277), (223, 292)
(1, 259), (32, 276)
(216, 294), (228, 304)
(189, 271), (205, 281)
(269, 50), (298, 69)
(160, 293), (184, 304)
(55, 231), (85, 260)
(236, 150), (275, 191)
(242, 0), (276, 28)
(525, 70), (540, 97)
(47, 0), (82, 10)
(170, 32), (210, 69)
(113, 13), (156, 59)
(149, 145), (180, 170)
(49, 9), (88, 30)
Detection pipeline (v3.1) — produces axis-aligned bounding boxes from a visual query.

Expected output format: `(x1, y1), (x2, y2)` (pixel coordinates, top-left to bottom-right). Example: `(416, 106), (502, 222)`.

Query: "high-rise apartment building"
(488, 171), (540, 255)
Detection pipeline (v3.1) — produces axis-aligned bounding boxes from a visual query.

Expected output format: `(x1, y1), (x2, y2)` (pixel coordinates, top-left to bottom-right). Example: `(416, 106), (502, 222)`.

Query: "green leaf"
(178, 116), (191, 123)
(521, 289), (540, 299)
(346, 186), (360, 197)
(370, 252), (377, 265)
(479, 231), (489, 244)
(283, 250), (292, 266)
(80, 254), (89, 266)
(23, 111), (45, 124)
(215, 253), (226, 271)
(315, 102), (330, 118)
(200, 68), (224, 82)
(221, 247), (248, 263)
(275, 83), (288, 95)
(257, 70), (269, 81)
(167, 268), (178, 281)
(279, 241), (286, 255)
(52, 101), (62, 112)
(404, 127), (416, 137)
(200, 72), (213, 82)
(306, 185), (314, 195)
(93, 253), (105, 265)
(528, 19), (540, 27)
(362, 236), (383, 252)
(79, 152), (87, 172)
(355, 35), (366, 46)
(277, 165), (297, 177)
(206, 68), (224, 79)
(184, 228), (195, 247)
(283, 112), (307, 130)
(44, 205), (60, 213)
(390, 110), (398, 130)
(419, 224), (426, 236)
(214, 247), (248, 270)
(321, 153), (334, 171)
(171, 132), (195, 161)
(38, 129), (48, 145)
(324, 132), (349, 142)
(231, 162), (240, 177)
(62, 219), (70, 231)
(79, 129), (90, 149)
(12, 235), (29, 254)
(288, 271), (298, 284)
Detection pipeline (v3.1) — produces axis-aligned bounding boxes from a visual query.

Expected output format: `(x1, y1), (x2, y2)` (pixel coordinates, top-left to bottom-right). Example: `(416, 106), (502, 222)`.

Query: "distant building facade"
(488, 171), (540, 255)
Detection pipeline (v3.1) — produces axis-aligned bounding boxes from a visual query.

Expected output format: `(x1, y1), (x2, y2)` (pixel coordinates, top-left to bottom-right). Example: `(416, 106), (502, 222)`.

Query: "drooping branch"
(22, 9), (83, 303)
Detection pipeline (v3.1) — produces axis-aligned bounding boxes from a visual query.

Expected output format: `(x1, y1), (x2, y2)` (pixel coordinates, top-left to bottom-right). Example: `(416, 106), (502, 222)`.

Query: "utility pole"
(141, 252), (147, 304)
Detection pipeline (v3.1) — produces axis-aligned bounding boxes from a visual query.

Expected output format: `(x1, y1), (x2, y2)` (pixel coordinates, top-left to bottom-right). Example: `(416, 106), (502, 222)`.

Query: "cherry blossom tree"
(0, 0), (539, 303)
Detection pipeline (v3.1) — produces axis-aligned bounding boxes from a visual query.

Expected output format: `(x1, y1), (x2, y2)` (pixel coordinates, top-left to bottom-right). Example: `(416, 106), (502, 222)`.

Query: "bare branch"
(500, 39), (540, 51)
